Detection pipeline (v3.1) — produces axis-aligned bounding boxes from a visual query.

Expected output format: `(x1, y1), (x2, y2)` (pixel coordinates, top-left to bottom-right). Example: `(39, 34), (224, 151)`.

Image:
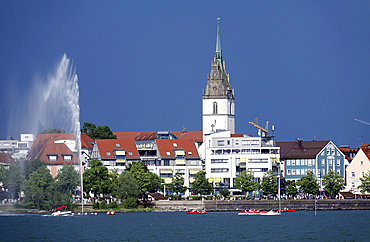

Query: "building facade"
(345, 148), (370, 194)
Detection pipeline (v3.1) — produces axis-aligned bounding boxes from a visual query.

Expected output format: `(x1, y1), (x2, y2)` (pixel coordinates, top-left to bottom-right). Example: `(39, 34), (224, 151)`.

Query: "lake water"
(1, 210), (369, 241)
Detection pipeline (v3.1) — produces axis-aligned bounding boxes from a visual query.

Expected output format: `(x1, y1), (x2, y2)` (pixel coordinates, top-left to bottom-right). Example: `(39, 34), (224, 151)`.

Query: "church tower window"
(213, 102), (218, 114)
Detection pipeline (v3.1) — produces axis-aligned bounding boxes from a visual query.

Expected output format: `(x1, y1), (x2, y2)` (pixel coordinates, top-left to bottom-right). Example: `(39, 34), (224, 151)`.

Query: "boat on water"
(259, 210), (281, 216)
(238, 209), (260, 215)
(186, 210), (207, 214)
(51, 206), (73, 216)
(280, 208), (295, 213)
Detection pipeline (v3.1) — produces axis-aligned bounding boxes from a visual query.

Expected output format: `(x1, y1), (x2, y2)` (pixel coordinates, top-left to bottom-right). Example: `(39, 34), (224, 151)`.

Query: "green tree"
(83, 159), (112, 197)
(285, 180), (298, 196)
(220, 189), (230, 198)
(260, 169), (277, 195)
(0, 164), (8, 188)
(40, 127), (66, 134)
(168, 172), (187, 197)
(235, 170), (259, 195)
(56, 164), (80, 194)
(358, 171), (370, 194)
(5, 163), (24, 199)
(24, 166), (55, 210)
(115, 170), (140, 200)
(191, 171), (213, 197)
(24, 159), (46, 180)
(297, 170), (319, 195)
(322, 169), (345, 197)
(81, 122), (117, 139)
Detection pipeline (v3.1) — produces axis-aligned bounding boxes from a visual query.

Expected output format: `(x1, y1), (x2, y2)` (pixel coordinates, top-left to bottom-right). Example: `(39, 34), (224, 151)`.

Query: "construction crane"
(249, 118), (269, 137)
(355, 119), (370, 126)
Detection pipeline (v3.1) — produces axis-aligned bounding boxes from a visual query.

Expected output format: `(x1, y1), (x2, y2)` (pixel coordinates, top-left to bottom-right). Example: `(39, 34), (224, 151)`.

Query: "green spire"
(215, 18), (221, 60)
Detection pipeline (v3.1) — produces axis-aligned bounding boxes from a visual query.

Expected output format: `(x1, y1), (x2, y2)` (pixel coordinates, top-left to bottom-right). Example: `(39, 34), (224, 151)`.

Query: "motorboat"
(280, 208), (295, 213)
(186, 210), (207, 214)
(259, 210), (280, 216)
(238, 209), (260, 215)
(51, 206), (73, 216)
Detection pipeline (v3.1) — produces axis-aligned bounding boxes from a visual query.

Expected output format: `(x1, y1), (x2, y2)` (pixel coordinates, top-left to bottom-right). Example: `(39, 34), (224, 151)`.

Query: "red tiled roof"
(113, 131), (157, 141)
(172, 130), (203, 143)
(277, 140), (330, 159)
(95, 139), (140, 160)
(35, 142), (78, 165)
(231, 134), (244, 137)
(156, 139), (200, 159)
(362, 148), (370, 160)
(81, 133), (93, 149)
(0, 153), (15, 165)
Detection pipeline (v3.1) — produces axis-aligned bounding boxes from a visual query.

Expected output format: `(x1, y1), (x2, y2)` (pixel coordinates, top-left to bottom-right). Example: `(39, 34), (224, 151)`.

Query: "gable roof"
(95, 139), (140, 160)
(362, 148), (370, 160)
(172, 130), (203, 143)
(156, 139), (200, 159)
(81, 133), (94, 149)
(277, 140), (330, 159)
(0, 153), (15, 165)
(35, 142), (78, 165)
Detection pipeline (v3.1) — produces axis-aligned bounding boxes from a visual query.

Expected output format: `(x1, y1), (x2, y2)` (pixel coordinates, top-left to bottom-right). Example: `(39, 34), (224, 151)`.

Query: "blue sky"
(1, 1), (369, 147)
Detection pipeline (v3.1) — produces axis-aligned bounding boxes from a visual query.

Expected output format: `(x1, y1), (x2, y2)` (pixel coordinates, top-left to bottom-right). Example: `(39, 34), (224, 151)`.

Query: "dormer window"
(49, 155), (57, 161)
(63, 155), (72, 161)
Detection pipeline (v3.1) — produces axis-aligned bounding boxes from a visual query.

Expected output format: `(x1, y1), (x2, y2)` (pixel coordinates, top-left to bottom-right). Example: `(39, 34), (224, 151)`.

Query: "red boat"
(279, 208), (295, 213)
(186, 210), (207, 214)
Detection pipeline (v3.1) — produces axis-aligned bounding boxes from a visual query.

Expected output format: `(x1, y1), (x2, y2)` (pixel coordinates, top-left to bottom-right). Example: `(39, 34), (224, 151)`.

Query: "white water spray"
(7, 53), (83, 212)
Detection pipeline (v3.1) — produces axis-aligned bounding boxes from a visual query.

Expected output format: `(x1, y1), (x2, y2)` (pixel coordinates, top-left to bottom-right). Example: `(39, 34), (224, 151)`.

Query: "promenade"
(153, 199), (370, 212)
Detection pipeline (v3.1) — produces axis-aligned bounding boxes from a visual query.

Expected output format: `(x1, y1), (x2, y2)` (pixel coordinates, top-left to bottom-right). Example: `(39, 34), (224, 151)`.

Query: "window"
(251, 140), (259, 145)
(292, 169), (296, 175)
(360, 160), (364, 166)
(322, 169), (325, 176)
(106, 152), (111, 156)
(173, 143), (177, 147)
(213, 102), (218, 114)
(308, 159), (312, 166)
(188, 151), (192, 155)
(287, 160), (291, 166)
(227, 140), (230, 145)
(166, 152), (171, 156)
(337, 159), (340, 166)
(218, 140), (225, 146)
(321, 159), (325, 166)
(296, 159), (300, 166)
(164, 160), (170, 166)
(211, 168), (229, 173)
(351, 172), (355, 178)
(305, 159), (308, 166)
(116, 143), (120, 147)
(211, 159), (229, 163)
(336, 169), (340, 174)
(301, 169), (305, 175)
(292, 160), (296, 166)
(327, 150), (330, 155)
(49, 155), (57, 161)
(128, 152), (133, 155)
(242, 140), (250, 146)
(287, 169), (291, 175)
(352, 182), (355, 188)
(63, 155), (72, 161)
(331, 149), (335, 156)
(329, 159), (333, 166)
(235, 140), (239, 145)
(297, 169), (300, 175)
(362, 172), (365, 177)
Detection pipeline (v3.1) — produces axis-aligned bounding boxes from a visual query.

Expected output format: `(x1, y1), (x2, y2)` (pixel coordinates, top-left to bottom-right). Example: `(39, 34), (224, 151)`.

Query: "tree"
(83, 159), (112, 197)
(191, 171), (213, 197)
(358, 171), (370, 194)
(41, 127), (66, 134)
(297, 170), (319, 195)
(285, 180), (298, 197)
(56, 164), (80, 194)
(115, 171), (140, 200)
(81, 122), (117, 139)
(220, 189), (230, 198)
(0, 164), (8, 188)
(234, 170), (259, 196)
(5, 163), (24, 199)
(260, 169), (277, 195)
(24, 159), (46, 180)
(168, 172), (187, 197)
(24, 166), (55, 210)
(322, 169), (345, 197)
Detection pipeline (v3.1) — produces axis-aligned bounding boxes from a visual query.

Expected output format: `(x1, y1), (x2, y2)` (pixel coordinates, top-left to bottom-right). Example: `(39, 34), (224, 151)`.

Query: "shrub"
(92, 201), (100, 209)
(124, 197), (138, 209)
(110, 201), (118, 209)
(100, 201), (108, 209)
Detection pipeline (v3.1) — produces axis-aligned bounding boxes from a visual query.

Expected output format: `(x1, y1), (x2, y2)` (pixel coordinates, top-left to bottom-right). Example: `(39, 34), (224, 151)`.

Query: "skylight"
(166, 152), (171, 155)
(173, 143), (177, 147)
(106, 152), (111, 155)
(116, 143), (120, 147)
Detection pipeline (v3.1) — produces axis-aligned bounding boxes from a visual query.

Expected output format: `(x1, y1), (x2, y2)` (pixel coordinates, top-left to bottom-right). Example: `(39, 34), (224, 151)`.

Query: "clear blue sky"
(1, 1), (369, 148)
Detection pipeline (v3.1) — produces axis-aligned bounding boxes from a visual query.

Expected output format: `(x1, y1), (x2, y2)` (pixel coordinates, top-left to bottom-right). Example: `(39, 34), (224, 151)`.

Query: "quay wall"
(153, 199), (370, 212)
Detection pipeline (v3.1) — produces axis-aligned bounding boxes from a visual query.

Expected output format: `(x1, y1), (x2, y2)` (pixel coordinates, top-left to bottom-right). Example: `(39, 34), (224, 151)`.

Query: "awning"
(115, 151), (126, 155)
(189, 170), (200, 174)
(56, 206), (66, 209)
(160, 170), (173, 174)
(215, 177), (221, 183)
(208, 177), (214, 183)
(175, 150), (185, 156)
(164, 178), (172, 184)
(116, 159), (126, 163)
(175, 159), (186, 165)
(240, 157), (247, 162)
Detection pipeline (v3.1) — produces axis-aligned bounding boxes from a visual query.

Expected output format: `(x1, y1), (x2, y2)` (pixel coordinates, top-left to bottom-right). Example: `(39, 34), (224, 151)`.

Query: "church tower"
(202, 20), (235, 139)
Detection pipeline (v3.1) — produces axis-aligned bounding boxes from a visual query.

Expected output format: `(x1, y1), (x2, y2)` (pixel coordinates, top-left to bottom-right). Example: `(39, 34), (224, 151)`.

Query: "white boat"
(51, 206), (73, 216)
(238, 209), (260, 215)
(259, 210), (280, 216)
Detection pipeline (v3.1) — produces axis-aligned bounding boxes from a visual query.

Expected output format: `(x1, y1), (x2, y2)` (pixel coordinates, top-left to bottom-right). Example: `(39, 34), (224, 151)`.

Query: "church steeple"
(215, 18), (221, 60)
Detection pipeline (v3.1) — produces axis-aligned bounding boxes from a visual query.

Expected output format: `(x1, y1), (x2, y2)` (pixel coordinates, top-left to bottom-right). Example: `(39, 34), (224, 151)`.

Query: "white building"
(0, 134), (35, 161)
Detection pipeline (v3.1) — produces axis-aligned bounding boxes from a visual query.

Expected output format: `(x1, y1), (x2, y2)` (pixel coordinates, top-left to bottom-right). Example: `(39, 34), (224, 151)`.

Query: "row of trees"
(0, 160), (80, 210)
